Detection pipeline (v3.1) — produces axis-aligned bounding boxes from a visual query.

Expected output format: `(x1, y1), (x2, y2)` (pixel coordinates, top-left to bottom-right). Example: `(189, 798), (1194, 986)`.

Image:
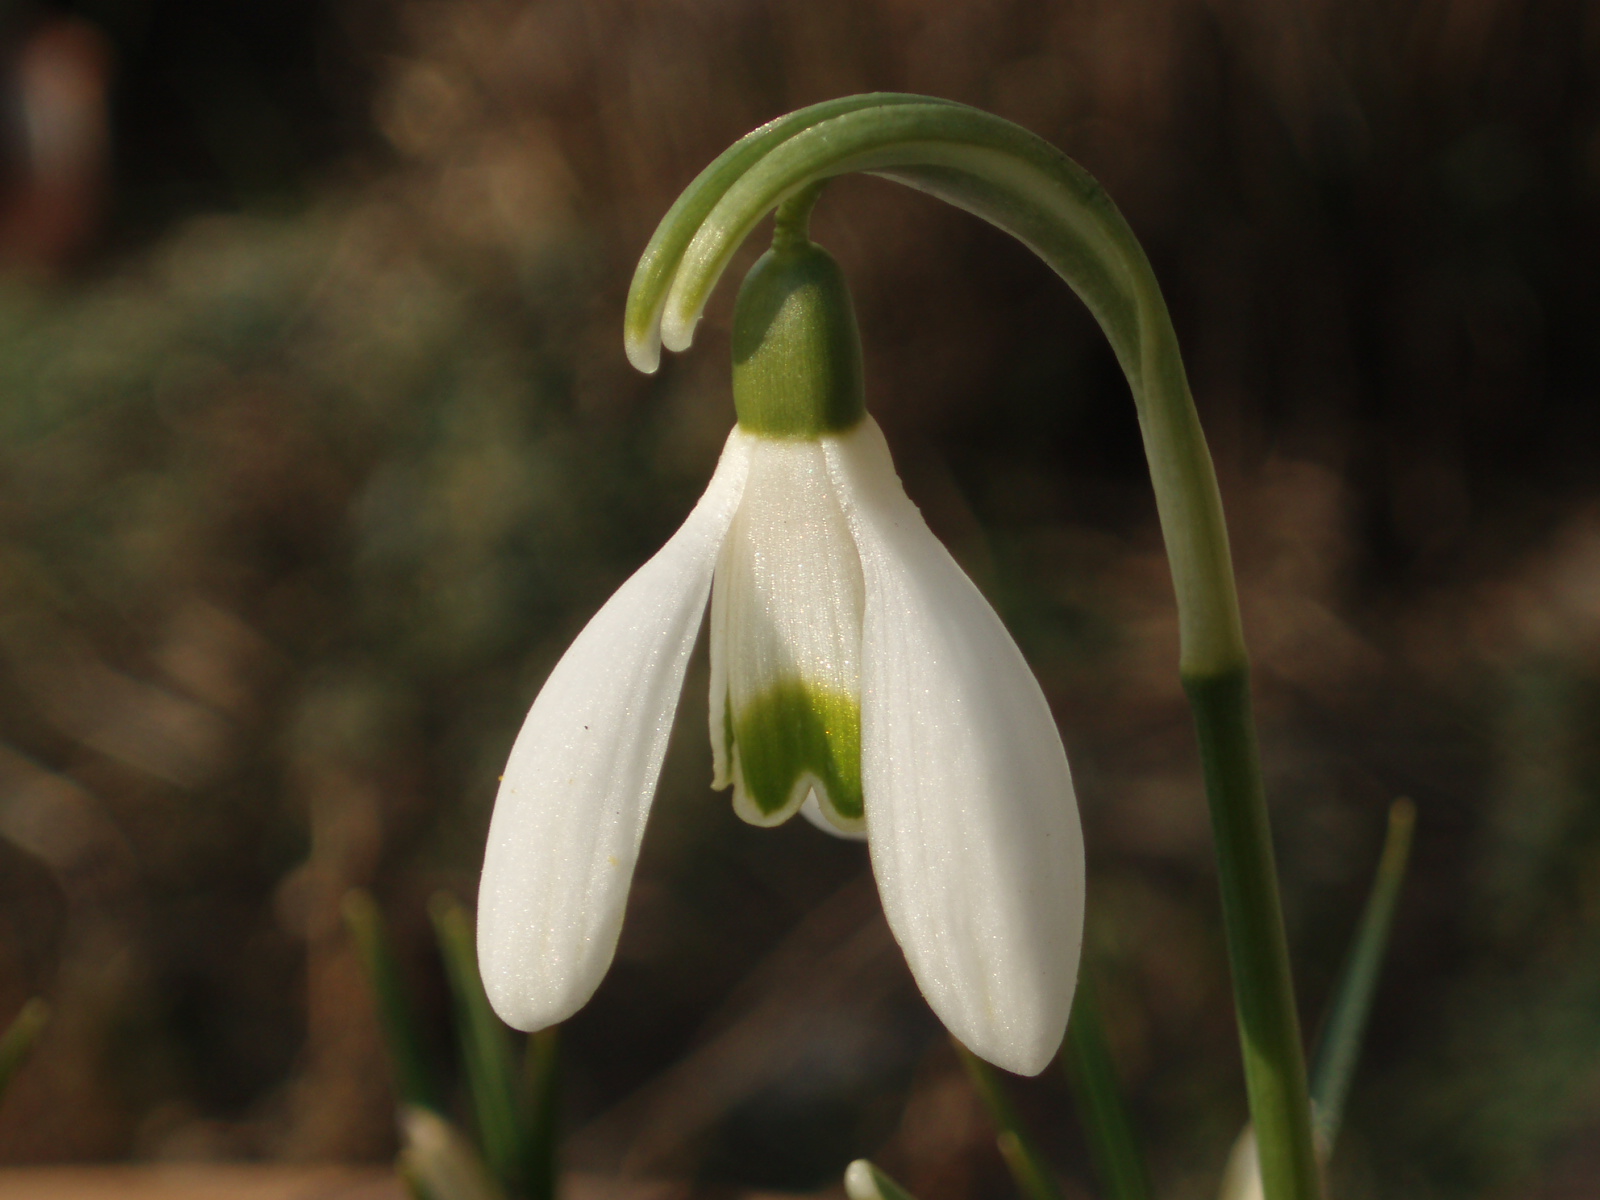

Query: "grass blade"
(344, 889), (444, 1113)
(1310, 798), (1416, 1148)
(953, 1038), (1064, 1200)
(429, 891), (535, 1199)
(1063, 980), (1153, 1200)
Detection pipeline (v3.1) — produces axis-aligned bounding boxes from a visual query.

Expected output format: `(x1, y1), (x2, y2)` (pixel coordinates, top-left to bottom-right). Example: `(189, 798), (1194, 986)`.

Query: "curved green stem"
(1186, 672), (1316, 1200)
(627, 97), (1320, 1200)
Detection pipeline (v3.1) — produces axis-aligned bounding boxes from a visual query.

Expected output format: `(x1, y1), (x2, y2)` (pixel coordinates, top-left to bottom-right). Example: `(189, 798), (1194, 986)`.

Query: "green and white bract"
(477, 414), (1084, 1076)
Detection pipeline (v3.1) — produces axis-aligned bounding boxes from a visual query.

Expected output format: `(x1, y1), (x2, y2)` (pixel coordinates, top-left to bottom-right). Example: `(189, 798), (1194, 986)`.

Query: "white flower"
(476, 416), (1084, 1075)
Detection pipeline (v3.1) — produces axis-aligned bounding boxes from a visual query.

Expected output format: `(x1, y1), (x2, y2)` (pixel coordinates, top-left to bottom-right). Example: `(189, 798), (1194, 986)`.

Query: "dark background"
(0, 2), (1598, 1197)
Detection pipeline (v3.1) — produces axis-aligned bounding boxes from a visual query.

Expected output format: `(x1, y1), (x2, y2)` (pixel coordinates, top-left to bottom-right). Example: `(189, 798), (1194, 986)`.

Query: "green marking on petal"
(731, 681), (862, 826)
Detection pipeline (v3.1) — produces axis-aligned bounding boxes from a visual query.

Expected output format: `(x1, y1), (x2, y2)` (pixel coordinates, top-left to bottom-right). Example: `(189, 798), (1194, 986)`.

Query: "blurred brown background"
(0, 1), (1598, 1197)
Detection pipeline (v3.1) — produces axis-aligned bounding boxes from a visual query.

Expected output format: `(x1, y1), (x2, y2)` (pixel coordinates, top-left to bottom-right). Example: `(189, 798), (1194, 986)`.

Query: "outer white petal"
(823, 418), (1084, 1075)
(477, 430), (753, 1031)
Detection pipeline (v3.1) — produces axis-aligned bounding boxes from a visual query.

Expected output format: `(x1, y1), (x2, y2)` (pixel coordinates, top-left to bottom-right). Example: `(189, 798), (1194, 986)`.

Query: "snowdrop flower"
(478, 232), (1084, 1075)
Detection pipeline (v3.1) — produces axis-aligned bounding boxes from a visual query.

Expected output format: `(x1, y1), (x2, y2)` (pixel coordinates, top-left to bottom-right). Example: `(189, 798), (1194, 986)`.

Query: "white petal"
(709, 435), (866, 830)
(800, 789), (868, 841)
(707, 590), (732, 790)
(477, 429), (753, 1030)
(823, 418), (1084, 1075)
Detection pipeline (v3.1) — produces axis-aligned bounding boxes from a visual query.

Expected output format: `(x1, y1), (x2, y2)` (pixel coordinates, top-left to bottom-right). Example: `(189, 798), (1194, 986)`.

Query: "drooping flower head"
(473, 93), (1325, 1197)
(478, 188), (1083, 1076)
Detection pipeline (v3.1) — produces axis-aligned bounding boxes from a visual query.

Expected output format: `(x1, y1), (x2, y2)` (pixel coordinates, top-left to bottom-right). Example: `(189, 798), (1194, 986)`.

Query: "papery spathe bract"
(477, 413), (1083, 1076)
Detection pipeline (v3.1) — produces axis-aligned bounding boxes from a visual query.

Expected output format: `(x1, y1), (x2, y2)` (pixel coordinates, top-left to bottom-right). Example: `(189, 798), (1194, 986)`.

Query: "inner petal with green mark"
(708, 433), (866, 833)
(730, 681), (862, 825)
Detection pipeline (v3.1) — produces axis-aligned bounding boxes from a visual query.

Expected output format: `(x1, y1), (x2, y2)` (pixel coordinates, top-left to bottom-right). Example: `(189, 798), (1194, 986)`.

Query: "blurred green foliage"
(0, 999), (48, 1103)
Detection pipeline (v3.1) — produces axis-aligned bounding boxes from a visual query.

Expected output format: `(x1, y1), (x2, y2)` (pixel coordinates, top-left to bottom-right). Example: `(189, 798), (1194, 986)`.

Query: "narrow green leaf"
(523, 1028), (561, 1200)
(999, 1132), (1066, 1200)
(0, 998), (48, 1102)
(1310, 798), (1416, 1149)
(953, 1039), (1064, 1200)
(429, 891), (534, 1199)
(1063, 980), (1153, 1200)
(844, 1159), (923, 1200)
(343, 889), (443, 1113)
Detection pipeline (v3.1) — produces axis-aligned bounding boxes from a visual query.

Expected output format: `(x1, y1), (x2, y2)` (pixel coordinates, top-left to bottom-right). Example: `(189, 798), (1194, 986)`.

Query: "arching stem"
(628, 97), (1322, 1200)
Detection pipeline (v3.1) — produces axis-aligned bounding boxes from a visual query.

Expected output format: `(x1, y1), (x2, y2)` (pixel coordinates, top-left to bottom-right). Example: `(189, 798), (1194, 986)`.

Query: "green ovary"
(732, 681), (863, 824)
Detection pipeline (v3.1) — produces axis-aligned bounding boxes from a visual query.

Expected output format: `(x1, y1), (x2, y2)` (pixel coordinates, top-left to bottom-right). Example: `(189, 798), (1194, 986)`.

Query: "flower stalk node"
(772, 180), (826, 249)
